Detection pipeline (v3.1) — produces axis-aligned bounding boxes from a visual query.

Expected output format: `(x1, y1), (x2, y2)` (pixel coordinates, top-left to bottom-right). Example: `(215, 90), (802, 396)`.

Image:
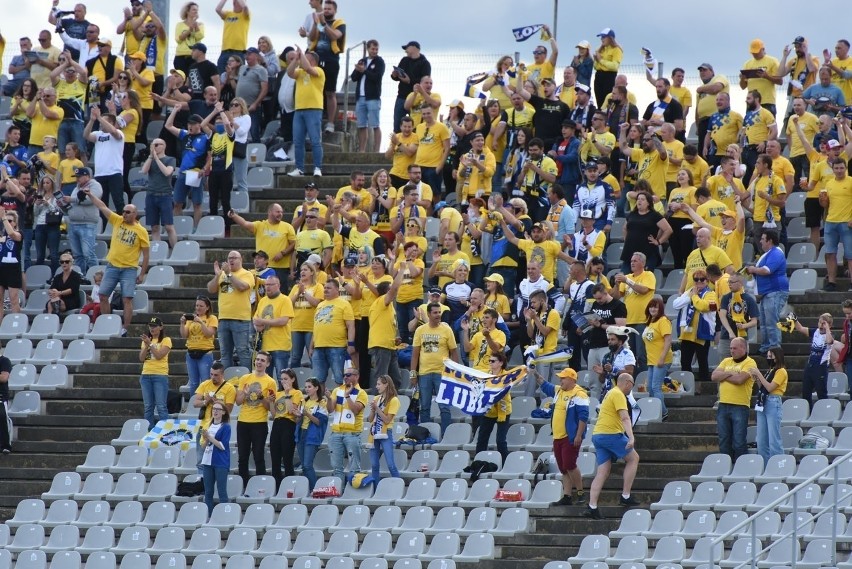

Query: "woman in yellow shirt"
(172, 2), (204, 74)
(288, 263), (323, 369)
(483, 274), (511, 320)
(751, 346), (788, 464)
(126, 53), (155, 128)
(592, 29), (623, 108)
(369, 375), (402, 483)
(180, 296), (218, 394)
(667, 168), (697, 270)
(270, 369), (305, 487)
(57, 142), (84, 195)
(393, 219), (427, 260)
(642, 297), (673, 420)
(393, 242), (424, 345)
(10, 79), (37, 146)
(139, 317), (172, 429)
(475, 352), (512, 461)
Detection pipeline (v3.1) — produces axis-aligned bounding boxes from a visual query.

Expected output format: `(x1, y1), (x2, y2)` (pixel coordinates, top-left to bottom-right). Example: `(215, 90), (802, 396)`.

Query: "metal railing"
(710, 449), (852, 569)
(340, 40), (367, 152)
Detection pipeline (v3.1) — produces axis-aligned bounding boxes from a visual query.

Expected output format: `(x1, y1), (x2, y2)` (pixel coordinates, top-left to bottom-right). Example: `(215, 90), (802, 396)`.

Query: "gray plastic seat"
(359, 505), (401, 535)
(139, 501), (176, 530)
(440, 478), (485, 508)
(352, 531), (393, 560)
(59, 338), (96, 365)
(40, 523), (80, 554)
(492, 507), (530, 537)
(138, 473), (178, 502)
(789, 268), (817, 295)
(236, 475), (276, 504)
(7, 390), (41, 417)
(421, 531), (461, 560)
(426, 506), (466, 536)
(27, 314), (60, 339)
(77, 446), (116, 474)
(487, 451), (533, 481)
(453, 532), (496, 561)
(268, 503), (307, 531)
(218, 528), (257, 557)
(757, 536), (800, 568)
(258, 557), (289, 569)
(396, 478), (437, 507)
(75, 526), (115, 555)
(523, 479), (561, 508)
(779, 483), (821, 513)
(223, 555), (255, 569)
(681, 537), (723, 568)
(105, 472), (146, 502)
(789, 456), (830, 484)
(431, 424), (472, 451)
(250, 528), (291, 558)
(236, 504), (274, 532)
(392, 506), (433, 535)
(335, 505), (370, 531)
(804, 512), (845, 542)
(690, 454), (732, 483)
(41, 499), (78, 528)
(746, 483), (789, 513)
(801, 398), (842, 428)
(32, 364), (69, 391)
(194, 216), (225, 240)
(8, 363), (37, 391)
(47, 551), (82, 569)
(2, 338), (32, 364)
(709, 511), (749, 540)
(529, 424), (554, 452)
(162, 240), (201, 266)
(149, 526), (186, 556)
(300, 476), (343, 505)
(490, 479), (531, 509)
(291, 557), (323, 569)
(716, 481), (757, 512)
(786, 241), (816, 268)
(400, 449), (441, 480)
(142, 446), (182, 475)
(385, 531), (426, 561)
(543, 563), (571, 569)
(155, 553), (187, 569)
(721, 455), (764, 483)
(41, 472), (82, 502)
(75, 501), (110, 529)
(191, 554), (223, 569)
(363, 477), (405, 506)
(683, 482), (724, 512)
(29, 339), (63, 365)
(334, 481), (374, 505)
(426, 561), (455, 569)
(568, 535), (611, 564)
(138, 265), (176, 291)
(319, 530), (357, 560)
(358, 559), (389, 569)
(719, 537), (762, 569)
(11, 550), (46, 569)
(112, 525), (150, 556)
(298, 504), (339, 531)
(781, 399), (809, 426)
(750, 512), (782, 539)
(755, 455), (795, 483)
(207, 502), (242, 533)
(73, 473), (114, 501)
(670, 510), (710, 540)
(171, 502), (209, 531)
(184, 528), (222, 558)
(109, 420), (148, 448)
(392, 561), (419, 569)
(269, 476), (310, 506)
(796, 539), (832, 569)
(606, 536), (648, 566)
(85, 314), (123, 341)
(287, 529), (325, 557)
(0, 312), (29, 339)
(430, 451), (470, 481)
(610, 509), (652, 539)
(651, 481), (692, 510)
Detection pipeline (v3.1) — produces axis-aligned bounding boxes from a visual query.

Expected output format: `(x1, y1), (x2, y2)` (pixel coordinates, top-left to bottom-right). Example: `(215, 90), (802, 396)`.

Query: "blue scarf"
(145, 36), (158, 68)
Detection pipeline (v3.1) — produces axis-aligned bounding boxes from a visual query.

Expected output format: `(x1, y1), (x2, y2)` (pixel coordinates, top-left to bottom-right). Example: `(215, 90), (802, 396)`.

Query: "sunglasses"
(306, 216), (318, 220)
(60, 259), (73, 264)
(230, 103), (241, 107)
(122, 210), (134, 214)
(693, 277), (707, 282)
(343, 372), (357, 377)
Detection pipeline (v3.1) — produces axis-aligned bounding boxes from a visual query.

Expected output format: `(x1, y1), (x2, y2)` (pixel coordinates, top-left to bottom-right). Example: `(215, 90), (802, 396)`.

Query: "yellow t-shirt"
(30, 104), (64, 146)
(535, 309), (561, 354)
(520, 156), (558, 198)
(683, 156), (710, 186)
(580, 131), (616, 162)
(359, 273), (392, 318)
(785, 113), (819, 158)
(706, 175), (745, 211)
(132, 68), (156, 110)
(525, 60), (555, 83)
(684, 246), (733, 286)
(825, 175), (852, 224)
(289, 282), (324, 332)
(668, 186), (696, 219)
(293, 202), (328, 227)
(634, 148), (668, 199)
(389, 131), (420, 179)
(294, 67), (325, 111)
(413, 322), (457, 375)
(709, 111), (743, 155)
(301, 397), (328, 429)
(106, 213), (149, 268)
(440, 207), (463, 236)
(662, 139), (684, 183)
(752, 174), (786, 223)
(174, 21), (205, 57)
(195, 379), (236, 423)
(485, 113), (507, 163)
(295, 228), (332, 257)
(618, 271), (657, 325)
(389, 205), (426, 230)
(460, 229), (482, 267)
(139, 35), (167, 76)
(405, 91), (442, 127)
(254, 220), (297, 269)
(36, 151), (60, 174)
(329, 385), (369, 433)
(120, 108), (140, 144)
(221, 10), (250, 51)
(696, 198), (728, 229)
(767, 367), (788, 397)
(89, 56), (124, 91)
(558, 86), (576, 109)
(456, 148), (496, 200)
(216, 267), (256, 321)
(141, 336), (171, 376)
(54, 79), (87, 117)
(807, 152), (836, 198)
(593, 387), (628, 435)
(669, 85), (692, 110)
(368, 396), (400, 442)
(395, 235), (427, 261)
(58, 158), (85, 185)
(518, 239), (561, 283)
(593, 45), (623, 72)
(434, 251), (471, 289)
(273, 388), (305, 421)
(395, 258), (425, 304)
(468, 329), (507, 371)
(485, 293), (511, 316)
(484, 392), (512, 421)
(696, 74), (730, 119)
(643, 317), (673, 366)
(313, 297), (355, 347)
(831, 56), (852, 104)
(369, 296), (398, 349)
(256, 294), (295, 352)
(185, 314), (218, 351)
(743, 107), (776, 145)
(335, 186), (374, 212)
(717, 357), (757, 406)
(551, 384), (588, 440)
(742, 55), (780, 104)
(236, 373), (277, 423)
(414, 121), (451, 168)
(710, 226), (745, 270)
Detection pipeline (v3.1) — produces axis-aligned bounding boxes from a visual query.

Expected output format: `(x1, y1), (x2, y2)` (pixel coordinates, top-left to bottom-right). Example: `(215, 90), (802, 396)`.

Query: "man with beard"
(694, 63), (729, 158)
(516, 77), (570, 150)
(740, 90), (778, 184)
(518, 138), (558, 222)
(186, 43), (220, 99)
(619, 124), (668, 201)
(570, 83), (596, 133)
(604, 85), (638, 138)
(642, 78), (684, 133)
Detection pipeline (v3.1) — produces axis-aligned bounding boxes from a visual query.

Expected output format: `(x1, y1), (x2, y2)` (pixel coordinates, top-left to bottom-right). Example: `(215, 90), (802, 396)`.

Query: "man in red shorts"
(535, 366), (589, 505)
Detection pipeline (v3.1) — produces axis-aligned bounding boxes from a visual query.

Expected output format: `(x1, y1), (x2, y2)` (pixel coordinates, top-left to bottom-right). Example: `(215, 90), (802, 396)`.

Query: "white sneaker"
(313, 168), (322, 177)
(324, 122), (335, 133)
(286, 168), (304, 177)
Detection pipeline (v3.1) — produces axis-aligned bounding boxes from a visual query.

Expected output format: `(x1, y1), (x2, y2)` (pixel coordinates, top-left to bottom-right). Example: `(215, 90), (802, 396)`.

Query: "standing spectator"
(230, 204), (296, 289)
(276, 47), (297, 151)
(0, 344), (13, 453)
(673, 268), (718, 382)
(612, 252), (657, 373)
(164, 111), (210, 228)
(475, 351), (512, 461)
(619, 191), (671, 273)
(200, 402), (231, 515)
(288, 263), (323, 368)
(718, 273), (759, 357)
(234, 351), (276, 487)
(694, 63), (732, 156)
(32, 178), (63, 276)
(270, 369), (303, 489)
(50, 51), (87, 159)
(0, 209), (23, 320)
(739, 39), (781, 116)
(326, 366), (368, 481)
(307, 0), (345, 133)
(61, 167), (100, 275)
(562, 261), (595, 371)
(751, 346), (787, 464)
(3, 38), (33, 97)
(793, 314), (835, 409)
(132, 8), (166, 113)
(536, 367), (589, 506)
(592, 28), (623, 108)
(2, 125), (32, 177)
(83, 107), (124, 213)
(712, 338), (757, 460)
(585, 284), (627, 400)
(235, 47), (268, 142)
(410, 302), (459, 434)
(253, 276), (295, 379)
(286, 47), (325, 177)
(206, 251), (256, 368)
(819, 158), (852, 291)
(227, 97), (251, 194)
(173, 2), (204, 75)
(351, 40), (384, 152)
(392, 41), (431, 132)
(311, 280), (356, 384)
(45, 251), (81, 315)
(256, 36), (280, 131)
(181, 296), (218, 396)
(462, 308), (506, 372)
(140, 139), (177, 249)
(837, 300), (852, 381)
(642, 297), (673, 420)
(26, 87), (64, 156)
(218, 55), (242, 107)
(746, 229), (789, 354)
(367, 271), (404, 388)
(296, 377), (328, 491)
(85, 190), (149, 337)
(524, 289), (561, 390)
(368, 375), (401, 485)
(153, 70), (190, 158)
(592, 326), (636, 402)
(138, 317), (172, 430)
(680, 228), (734, 292)
(186, 43), (220, 101)
(48, 1), (90, 62)
(413, 106), (451, 198)
(215, 0), (251, 73)
(583, 373), (640, 519)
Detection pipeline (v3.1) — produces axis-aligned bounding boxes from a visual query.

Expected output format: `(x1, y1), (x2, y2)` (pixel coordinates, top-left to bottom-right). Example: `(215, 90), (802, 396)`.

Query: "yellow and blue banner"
(437, 359), (527, 416)
(140, 418), (201, 451)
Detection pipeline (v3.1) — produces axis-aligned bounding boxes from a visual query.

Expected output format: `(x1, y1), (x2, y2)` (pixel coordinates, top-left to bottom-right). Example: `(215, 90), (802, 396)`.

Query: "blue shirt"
(2, 145), (29, 177)
(178, 129), (210, 171)
(802, 83), (846, 113)
(755, 246), (789, 295)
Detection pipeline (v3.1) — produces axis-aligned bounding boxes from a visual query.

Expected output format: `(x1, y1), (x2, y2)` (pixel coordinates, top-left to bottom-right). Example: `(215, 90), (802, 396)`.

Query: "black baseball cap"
(74, 166), (92, 177)
(190, 43), (207, 53)
(253, 250), (269, 259)
(402, 41), (421, 50)
(187, 114), (204, 124)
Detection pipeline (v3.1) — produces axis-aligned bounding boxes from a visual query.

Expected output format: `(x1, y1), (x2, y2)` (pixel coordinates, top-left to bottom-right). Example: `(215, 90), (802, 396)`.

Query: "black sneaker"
(582, 506), (602, 519)
(2, 448), (10, 455)
(620, 495), (641, 507)
(552, 495), (573, 506)
(574, 491), (587, 505)
(824, 281), (838, 292)
(662, 413), (669, 422)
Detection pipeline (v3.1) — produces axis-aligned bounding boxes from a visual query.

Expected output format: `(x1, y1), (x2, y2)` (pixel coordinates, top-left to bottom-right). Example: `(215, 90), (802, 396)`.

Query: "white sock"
(622, 493), (630, 499)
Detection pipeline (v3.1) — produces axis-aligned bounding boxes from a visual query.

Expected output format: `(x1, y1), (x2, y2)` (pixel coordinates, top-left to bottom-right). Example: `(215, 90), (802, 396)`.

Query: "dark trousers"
(269, 417), (297, 488)
(476, 416), (510, 461)
(122, 143), (135, 200)
(0, 400), (11, 450)
(594, 71), (616, 111)
(680, 339), (710, 382)
(237, 420), (269, 488)
(209, 170), (233, 223)
(791, 154), (810, 188)
(741, 145), (759, 186)
(278, 110), (294, 146)
(669, 218), (695, 269)
(802, 363), (828, 410)
(696, 118), (710, 158)
(97, 173), (125, 212)
(356, 318), (370, 389)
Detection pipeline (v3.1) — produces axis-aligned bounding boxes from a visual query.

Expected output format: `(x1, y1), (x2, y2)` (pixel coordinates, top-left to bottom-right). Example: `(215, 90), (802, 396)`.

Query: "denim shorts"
(592, 433), (631, 464)
(356, 99), (381, 128)
(145, 193), (175, 226)
(174, 172), (203, 206)
(100, 264), (138, 298)
(824, 221), (852, 258)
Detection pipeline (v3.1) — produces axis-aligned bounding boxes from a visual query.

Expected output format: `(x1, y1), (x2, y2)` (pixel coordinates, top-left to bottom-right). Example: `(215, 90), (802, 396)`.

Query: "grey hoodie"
(66, 178), (103, 225)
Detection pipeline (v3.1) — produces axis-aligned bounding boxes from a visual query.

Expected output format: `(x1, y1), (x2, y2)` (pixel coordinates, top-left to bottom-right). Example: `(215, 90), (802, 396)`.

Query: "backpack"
(799, 433), (830, 450)
(175, 479), (204, 497)
(531, 457), (549, 485)
(167, 390), (183, 415)
(405, 425), (430, 442)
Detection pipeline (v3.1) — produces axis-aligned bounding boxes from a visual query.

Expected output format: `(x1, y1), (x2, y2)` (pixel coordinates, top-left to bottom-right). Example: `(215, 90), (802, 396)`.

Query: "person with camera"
(61, 167), (100, 276)
(33, 176), (64, 276)
(206, 251), (256, 369)
(181, 296), (218, 397)
(138, 317), (172, 430)
(48, 1), (91, 62)
(84, 106), (125, 213)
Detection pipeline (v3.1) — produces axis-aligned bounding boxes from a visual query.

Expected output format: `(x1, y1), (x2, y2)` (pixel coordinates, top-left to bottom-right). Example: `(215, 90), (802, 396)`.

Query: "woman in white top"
(229, 96), (252, 193)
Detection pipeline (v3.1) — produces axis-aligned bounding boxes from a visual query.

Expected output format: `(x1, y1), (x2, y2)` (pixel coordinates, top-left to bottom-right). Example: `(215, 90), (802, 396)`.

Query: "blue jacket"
(297, 402), (329, 446)
(205, 423), (231, 469)
(540, 380), (589, 441)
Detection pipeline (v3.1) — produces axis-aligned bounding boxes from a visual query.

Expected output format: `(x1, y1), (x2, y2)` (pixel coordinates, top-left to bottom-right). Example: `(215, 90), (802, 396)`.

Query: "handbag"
(232, 140), (247, 159)
(45, 210), (63, 226)
(187, 349), (208, 360)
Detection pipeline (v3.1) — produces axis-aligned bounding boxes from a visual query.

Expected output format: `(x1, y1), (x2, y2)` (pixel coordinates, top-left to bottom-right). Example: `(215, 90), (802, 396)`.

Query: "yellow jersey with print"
(787, 55), (820, 96)
(696, 198), (728, 229)
(295, 228), (332, 258)
(414, 122), (451, 168)
(289, 282), (324, 332)
(369, 396), (400, 442)
(30, 104), (64, 147)
(106, 213), (150, 268)
(485, 293), (511, 317)
(440, 207), (463, 237)
(253, 220), (296, 269)
(120, 109), (140, 147)
(389, 205), (426, 231)
(221, 10), (250, 51)
(330, 385), (368, 433)
(683, 156), (710, 186)
(185, 314), (218, 351)
(293, 202), (328, 228)
(173, 20), (204, 57)
(670, 85), (692, 110)
(520, 156), (558, 199)
(236, 373), (276, 423)
(359, 273), (392, 318)
(643, 316), (673, 366)
(771, 156), (795, 187)
(551, 384), (589, 440)
(662, 139), (684, 183)
(460, 229), (483, 267)
(55, 79), (86, 120)
(518, 239), (561, 283)
(313, 297), (355, 348)
(294, 67), (325, 110)
(195, 379), (236, 423)
(785, 112), (819, 158)
(369, 296), (398, 350)
(273, 388), (305, 421)
(593, 45), (622, 72)
(684, 245), (733, 285)
(484, 392), (512, 422)
(337, 277), (361, 317)
(216, 267), (256, 321)
(668, 186), (696, 219)
(743, 107), (776, 145)
(752, 174), (786, 223)
(767, 367), (788, 396)
(395, 258), (425, 304)
(36, 151), (59, 175)
(706, 175), (745, 211)
(434, 251), (470, 289)
(742, 55), (780, 104)
(717, 356), (757, 406)
(505, 105), (535, 134)
(413, 322), (457, 374)
(469, 329), (507, 372)
(525, 60), (555, 84)
(831, 56), (852, 103)
(301, 397), (328, 430)
(405, 91), (442, 127)
(708, 110), (743, 155)
(580, 131), (616, 162)
(533, 309), (561, 354)
(825, 175), (852, 223)
(139, 35), (167, 75)
(593, 387), (629, 435)
(696, 74), (730, 119)
(485, 113), (508, 163)
(807, 152), (834, 198)
(710, 226), (745, 270)
(141, 336), (171, 375)
(256, 293), (295, 352)
(395, 235), (427, 261)
(635, 148), (668, 200)
(457, 148), (496, 200)
(58, 158), (85, 185)
(335, 186), (373, 211)
(389, 131), (419, 179)
(618, 271), (656, 325)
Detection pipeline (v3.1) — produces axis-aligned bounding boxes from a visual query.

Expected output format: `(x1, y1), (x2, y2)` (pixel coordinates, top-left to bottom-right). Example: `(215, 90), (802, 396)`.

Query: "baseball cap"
(719, 210), (738, 219)
(541, 77), (555, 85)
(148, 317), (163, 326)
(484, 274), (504, 285)
(596, 28), (616, 38)
(531, 222), (547, 231)
(190, 43), (207, 53)
(793, 36), (806, 44)
(579, 209), (595, 219)
(556, 368), (578, 380)
(827, 139), (841, 149)
(253, 250), (269, 259)
(97, 38), (112, 47)
(574, 83), (591, 94)
(449, 99), (464, 110)
(434, 200), (448, 214)
(562, 119), (577, 129)
(187, 114), (204, 124)
(343, 256), (357, 267)
(170, 69), (186, 80)
(576, 40), (591, 50)
(246, 47), (261, 55)
(697, 63), (714, 72)
(304, 182), (318, 190)
(402, 41), (421, 50)
(74, 166), (92, 177)
(428, 287), (442, 295)
(307, 254), (322, 266)
(128, 51), (146, 61)
(749, 39), (765, 54)
(583, 160), (599, 170)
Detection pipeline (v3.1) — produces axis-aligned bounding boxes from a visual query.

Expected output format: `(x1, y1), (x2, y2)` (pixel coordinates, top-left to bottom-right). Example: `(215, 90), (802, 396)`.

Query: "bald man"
(680, 227), (734, 292)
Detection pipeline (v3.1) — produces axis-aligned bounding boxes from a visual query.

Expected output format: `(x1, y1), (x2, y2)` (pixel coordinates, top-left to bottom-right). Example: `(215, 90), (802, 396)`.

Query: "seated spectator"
(45, 251), (82, 314)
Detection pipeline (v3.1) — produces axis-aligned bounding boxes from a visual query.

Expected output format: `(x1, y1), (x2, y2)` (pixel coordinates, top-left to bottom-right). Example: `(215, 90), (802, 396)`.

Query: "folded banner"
(524, 346), (574, 367)
(512, 24), (544, 42)
(140, 418), (201, 451)
(437, 359), (527, 416)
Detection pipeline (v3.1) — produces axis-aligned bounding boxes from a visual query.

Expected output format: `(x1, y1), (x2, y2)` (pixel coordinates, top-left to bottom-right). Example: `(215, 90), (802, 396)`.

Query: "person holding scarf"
(793, 314), (835, 410)
(368, 375), (401, 486)
(750, 347), (788, 464)
(592, 325), (636, 402)
(673, 268), (718, 382)
(718, 273), (759, 358)
(475, 351), (512, 461)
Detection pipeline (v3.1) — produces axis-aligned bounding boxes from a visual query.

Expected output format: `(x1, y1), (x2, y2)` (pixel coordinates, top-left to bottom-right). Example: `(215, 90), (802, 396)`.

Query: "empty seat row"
(5, 364), (69, 392)
(0, 314), (123, 342)
(1, 338), (96, 366)
(692, 451), (852, 488)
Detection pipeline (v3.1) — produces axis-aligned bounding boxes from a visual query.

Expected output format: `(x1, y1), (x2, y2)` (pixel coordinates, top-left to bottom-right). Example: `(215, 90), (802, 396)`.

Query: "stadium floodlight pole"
(553, 0), (558, 38)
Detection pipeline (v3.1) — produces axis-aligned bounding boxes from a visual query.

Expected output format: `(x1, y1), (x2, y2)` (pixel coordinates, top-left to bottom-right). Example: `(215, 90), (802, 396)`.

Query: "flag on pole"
(512, 25), (545, 42)
(437, 359), (527, 416)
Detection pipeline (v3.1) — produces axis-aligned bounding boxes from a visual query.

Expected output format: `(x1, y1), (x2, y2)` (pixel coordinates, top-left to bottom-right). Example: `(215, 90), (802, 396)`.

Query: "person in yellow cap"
(535, 366), (589, 506)
(740, 39), (781, 116)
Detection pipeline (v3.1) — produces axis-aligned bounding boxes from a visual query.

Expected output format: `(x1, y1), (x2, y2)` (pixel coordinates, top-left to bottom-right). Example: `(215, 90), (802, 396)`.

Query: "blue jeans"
(186, 351), (214, 396)
(717, 403), (749, 460)
(756, 395), (783, 464)
(419, 372), (451, 435)
(393, 97), (407, 133)
(289, 332), (313, 367)
(628, 324), (647, 374)
(248, 109), (262, 143)
(100, 265), (138, 299)
(329, 432), (362, 482)
(396, 300), (420, 345)
(140, 374), (169, 430)
(312, 346), (346, 385)
(96, 173), (124, 212)
(371, 436), (400, 483)
(232, 157), (248, 193)
(268, 350), (291, 380)
(22, 227), (33, 269)
(293, 109), (323, 172)
(202, 465), (229, 515)
(647, 364), (670, 416)
(34, 224), (61, 275)
(421, 166), (443, 199)
(68, 223), (99, 276)
(759, 290), (788, 352)
(298, 437), (319, 490)
(58, 119), (85, 157)
(218, 319), (251, 368)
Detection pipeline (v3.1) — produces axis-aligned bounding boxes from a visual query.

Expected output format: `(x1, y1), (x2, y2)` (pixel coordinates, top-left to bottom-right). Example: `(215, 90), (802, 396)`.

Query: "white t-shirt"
(92, 130), (125, 176)
(233, 114), (251, 144)
(201, 422), (222, 466)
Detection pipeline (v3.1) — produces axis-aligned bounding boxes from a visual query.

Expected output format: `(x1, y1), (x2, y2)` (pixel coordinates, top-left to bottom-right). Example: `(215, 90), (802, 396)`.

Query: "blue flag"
(512, 25), (544, 42)
(437, 359), (527, 416)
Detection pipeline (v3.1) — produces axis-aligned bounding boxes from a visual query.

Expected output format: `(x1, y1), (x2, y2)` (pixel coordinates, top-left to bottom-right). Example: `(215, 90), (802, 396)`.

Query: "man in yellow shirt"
(215, 0), (250, 72)
(390, 185), (427, 234)
(456, 132), (496, 202)
(292, 182), (328, 232)
(619, 124), (668, 200)
(704, 92), (743, 169)
(524, 289), (561, 390)
(659, 123), (684, 195)
(207, 251), (256, 368)
(310, 280), (356, 384)
(741, 90), (778, 184)
(685, 203), (747, 270)
(287, 46), (325, 177)
(680, 228), (734, 292)
(86, 188), (149, 337)
(682, 145), (710, 185)
(192, 362), (236, 473)
(579, 111), (616, 163)
(740, 39), (782, 116)
(410, 302), (460, 433)
(230, 203), (296, 289)
(461, 308), (506, 372)
(292, 207), (332, 273)
(826, 39), (852, 104)
(749, 154), (787, 252)
(519, 138), (558, 222)
(385, 116), (419, 188)
(335, 170), (373, 210)
(695, 63), (729, 158)
(235, 350), (277, 486)
(820, 158), (852, 292)
(414, 106), (451, 198)
(524, 25), (558, 84)
(253, 276), (295, 379)
(326, 366), (368, 480)
(712, 338), (757, 459)
(583, 373), (640, 518)
(403, 75), (441, 128)
(784, 97), (819, 184)
(503, 221), (572, 284)
(706, 156), (748, 210)
(368, 270), (404, 388)
(26, 87), (64, 154)
(611, 252), (656, 373)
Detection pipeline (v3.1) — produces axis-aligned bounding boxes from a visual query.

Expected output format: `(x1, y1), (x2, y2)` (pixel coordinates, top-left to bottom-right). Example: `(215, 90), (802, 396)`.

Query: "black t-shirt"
(586, 298), (626, 348)
(622, 209), (664, 264)
(187, 60), (219, 99)
(0, 194), (26, 221)
(643, 98), (685, 124)
(529, 95), (570, 143)
(61, 17), (90, 61)
(0, 355), (11, 402)
(188, 100), (216, 120)
(50, 270), (83, 311)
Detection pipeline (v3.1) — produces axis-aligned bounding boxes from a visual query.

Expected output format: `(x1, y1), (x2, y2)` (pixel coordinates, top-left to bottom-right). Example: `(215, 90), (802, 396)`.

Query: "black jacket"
(393, 55), (431, 98)
(349, 56), (385, 100)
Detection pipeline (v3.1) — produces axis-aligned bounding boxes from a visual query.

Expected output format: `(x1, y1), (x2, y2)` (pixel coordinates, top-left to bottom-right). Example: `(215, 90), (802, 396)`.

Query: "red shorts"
(554, 436), (580, 473)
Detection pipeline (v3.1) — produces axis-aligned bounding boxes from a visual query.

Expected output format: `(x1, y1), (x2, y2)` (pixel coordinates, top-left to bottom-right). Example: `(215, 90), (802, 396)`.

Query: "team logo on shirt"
(421, 333), (441, 354)
(244, 381), (267, 407)
(314, 305), (335, 324)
